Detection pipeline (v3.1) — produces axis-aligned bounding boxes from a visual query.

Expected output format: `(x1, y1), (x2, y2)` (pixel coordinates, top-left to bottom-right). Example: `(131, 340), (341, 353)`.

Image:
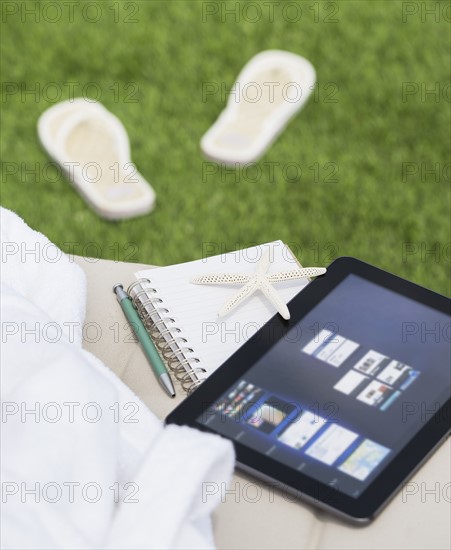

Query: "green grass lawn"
(1, 0), (450, 295)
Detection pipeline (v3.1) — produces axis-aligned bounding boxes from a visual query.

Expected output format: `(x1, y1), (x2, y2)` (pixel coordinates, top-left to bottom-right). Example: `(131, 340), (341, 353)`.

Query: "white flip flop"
(200, 50), (316, 166)
(38, 98), (156, 220)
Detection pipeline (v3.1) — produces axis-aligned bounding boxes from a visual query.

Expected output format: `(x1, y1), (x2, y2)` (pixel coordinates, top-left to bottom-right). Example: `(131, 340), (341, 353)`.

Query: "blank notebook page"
(135, 241), (309, 380)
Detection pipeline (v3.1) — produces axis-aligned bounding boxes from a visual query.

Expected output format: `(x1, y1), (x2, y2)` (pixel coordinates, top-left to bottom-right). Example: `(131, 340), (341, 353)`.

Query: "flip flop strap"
(54, 108), (131, 167)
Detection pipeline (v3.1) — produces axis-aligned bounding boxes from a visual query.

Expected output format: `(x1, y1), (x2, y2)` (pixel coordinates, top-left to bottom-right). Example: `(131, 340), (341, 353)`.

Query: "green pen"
(113, 284), (176, 397)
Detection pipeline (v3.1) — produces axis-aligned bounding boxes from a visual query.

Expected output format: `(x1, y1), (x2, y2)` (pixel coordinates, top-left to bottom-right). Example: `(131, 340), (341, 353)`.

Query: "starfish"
(191, 249), (326, 320)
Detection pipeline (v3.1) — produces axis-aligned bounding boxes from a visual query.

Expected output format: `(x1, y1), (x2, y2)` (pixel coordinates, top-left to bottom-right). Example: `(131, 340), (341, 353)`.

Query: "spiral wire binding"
(127, 278), (206, 394)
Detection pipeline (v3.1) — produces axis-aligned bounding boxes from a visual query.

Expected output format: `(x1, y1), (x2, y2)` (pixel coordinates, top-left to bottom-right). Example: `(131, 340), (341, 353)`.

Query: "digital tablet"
(166, 257), (451, 523)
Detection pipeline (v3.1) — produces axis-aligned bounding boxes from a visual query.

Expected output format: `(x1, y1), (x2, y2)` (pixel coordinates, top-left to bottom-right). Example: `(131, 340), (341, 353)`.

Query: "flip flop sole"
(38, 99), (156, 220)
(201, 50), (316, 165)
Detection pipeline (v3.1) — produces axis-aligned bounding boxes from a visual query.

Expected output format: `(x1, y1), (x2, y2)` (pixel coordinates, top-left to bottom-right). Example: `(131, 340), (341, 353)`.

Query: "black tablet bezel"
(165, 257), (451, 523)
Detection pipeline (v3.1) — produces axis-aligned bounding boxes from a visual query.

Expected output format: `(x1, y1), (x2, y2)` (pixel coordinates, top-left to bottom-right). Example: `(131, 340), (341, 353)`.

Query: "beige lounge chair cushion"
(74, 256), (451, 550)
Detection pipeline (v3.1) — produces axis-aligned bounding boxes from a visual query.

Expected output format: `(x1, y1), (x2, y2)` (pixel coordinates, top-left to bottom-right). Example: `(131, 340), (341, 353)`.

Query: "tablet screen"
(197, 274), (450, 498)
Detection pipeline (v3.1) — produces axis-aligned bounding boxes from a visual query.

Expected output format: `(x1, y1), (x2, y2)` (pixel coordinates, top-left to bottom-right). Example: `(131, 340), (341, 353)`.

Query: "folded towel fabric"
(0, 207), (235, 550)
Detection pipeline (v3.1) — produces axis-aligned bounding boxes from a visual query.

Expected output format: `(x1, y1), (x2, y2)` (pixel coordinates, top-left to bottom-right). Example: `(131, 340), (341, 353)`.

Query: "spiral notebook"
(127, 241), (310, 394)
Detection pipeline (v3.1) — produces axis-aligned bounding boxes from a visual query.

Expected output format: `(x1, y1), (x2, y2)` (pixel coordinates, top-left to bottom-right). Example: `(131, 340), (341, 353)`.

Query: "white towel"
(0, 207), (87, 346)
(0, 208), (235, 550)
